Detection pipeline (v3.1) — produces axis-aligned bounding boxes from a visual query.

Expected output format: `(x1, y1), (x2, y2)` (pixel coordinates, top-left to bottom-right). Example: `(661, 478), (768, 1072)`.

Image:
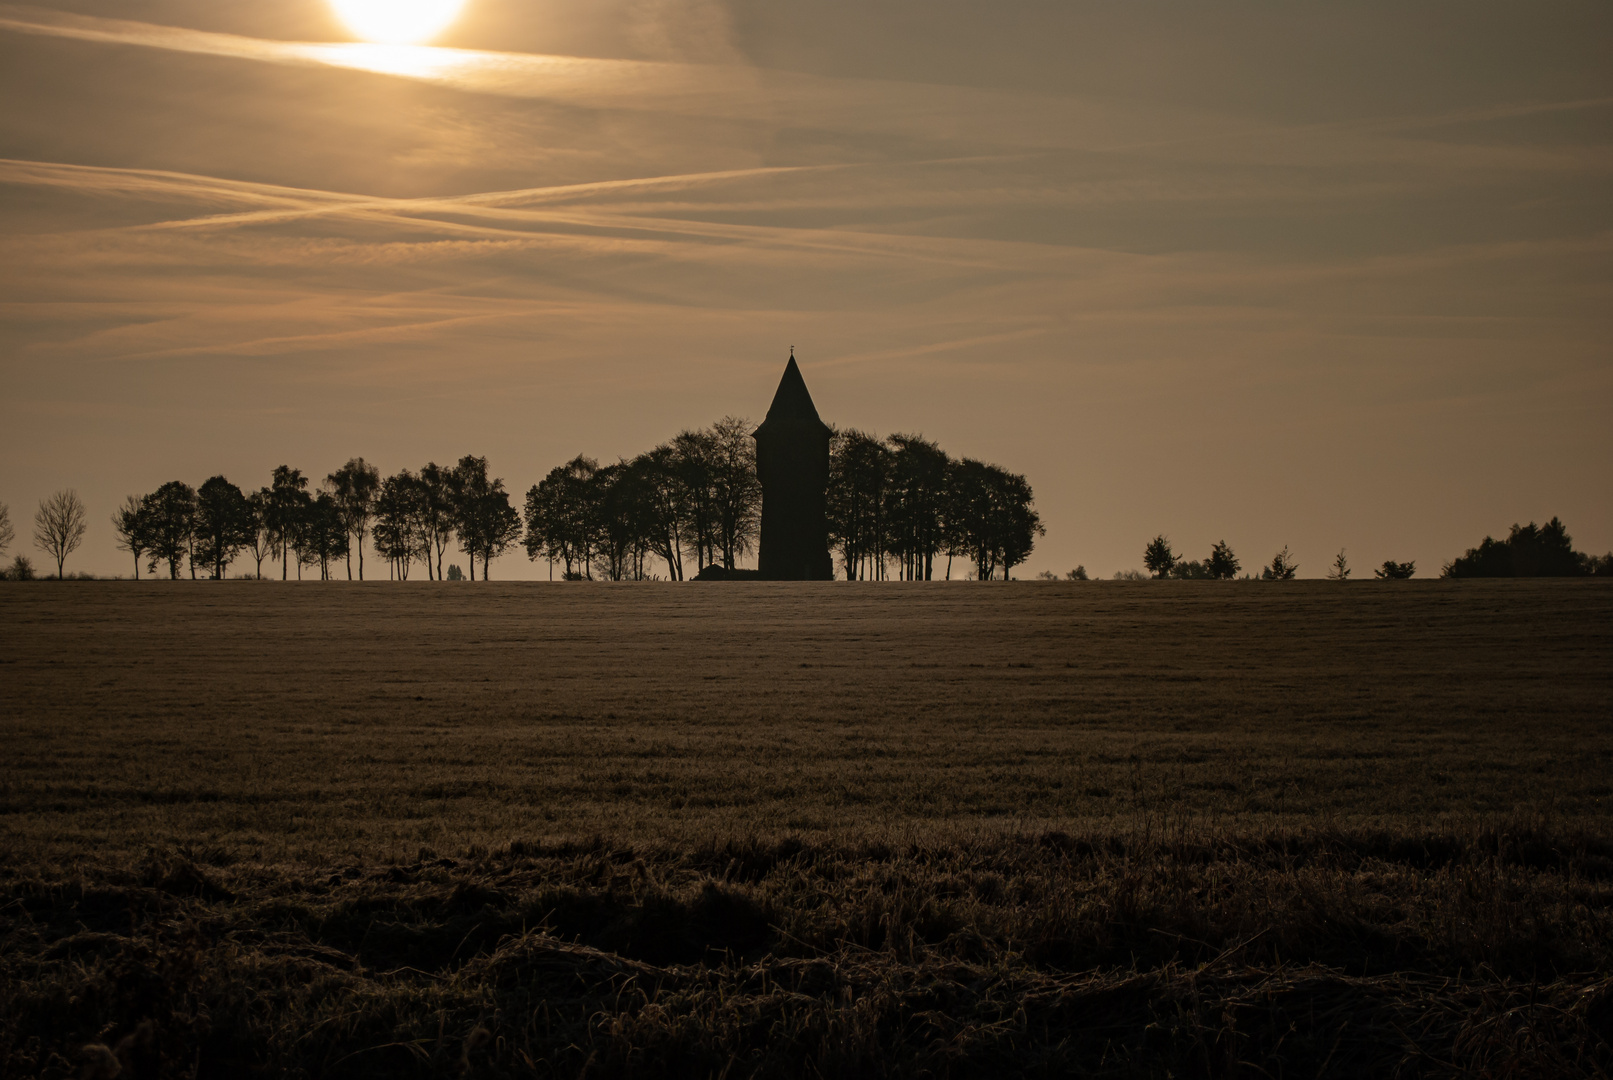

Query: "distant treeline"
(0, 418), (1042, 582)
(1125, 516), (1612, 583)
(1443, 518), (1611, 578)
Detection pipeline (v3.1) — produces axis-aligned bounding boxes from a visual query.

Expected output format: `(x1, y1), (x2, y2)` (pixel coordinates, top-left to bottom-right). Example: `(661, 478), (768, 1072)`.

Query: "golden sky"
(2, 0), (1609, 577)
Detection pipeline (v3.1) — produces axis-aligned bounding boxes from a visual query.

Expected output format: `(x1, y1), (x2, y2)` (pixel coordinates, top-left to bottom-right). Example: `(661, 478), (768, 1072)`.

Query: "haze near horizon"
(2, 0), (1609, 578)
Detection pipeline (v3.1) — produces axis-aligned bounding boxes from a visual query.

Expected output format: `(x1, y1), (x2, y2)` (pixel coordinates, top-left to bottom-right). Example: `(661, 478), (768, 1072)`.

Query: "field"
(3, 581), (1612, 1077)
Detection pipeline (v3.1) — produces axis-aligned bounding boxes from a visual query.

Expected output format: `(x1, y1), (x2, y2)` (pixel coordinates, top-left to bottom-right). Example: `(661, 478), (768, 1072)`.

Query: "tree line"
(1443, 517), (1612, 578)
(829, 431), (1042, 581)
(99, 456), (520, 582)
(0, 417), (1043, 582)
(1124, 517), (1611, 582)
(523, 422), (1043, 581)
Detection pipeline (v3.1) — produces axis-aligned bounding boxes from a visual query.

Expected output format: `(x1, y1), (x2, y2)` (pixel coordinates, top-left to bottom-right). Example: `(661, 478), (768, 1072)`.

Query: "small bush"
(1262, 546), (1298, 580)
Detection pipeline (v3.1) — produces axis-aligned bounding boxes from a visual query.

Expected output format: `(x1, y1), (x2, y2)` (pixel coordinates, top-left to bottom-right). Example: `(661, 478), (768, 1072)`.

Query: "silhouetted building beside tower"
(754, 354), (834, 580)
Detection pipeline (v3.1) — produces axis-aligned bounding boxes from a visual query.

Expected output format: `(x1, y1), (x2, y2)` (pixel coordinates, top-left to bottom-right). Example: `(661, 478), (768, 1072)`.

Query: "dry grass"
(1, 580), (1610, 1076)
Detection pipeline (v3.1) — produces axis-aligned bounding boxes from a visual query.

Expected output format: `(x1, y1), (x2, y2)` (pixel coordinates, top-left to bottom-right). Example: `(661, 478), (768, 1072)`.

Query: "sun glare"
(328, 0), (467, 45)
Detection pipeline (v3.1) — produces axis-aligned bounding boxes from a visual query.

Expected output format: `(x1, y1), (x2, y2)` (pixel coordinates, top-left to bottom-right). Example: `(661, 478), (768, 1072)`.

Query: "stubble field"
(2, 581), (1611, 1077)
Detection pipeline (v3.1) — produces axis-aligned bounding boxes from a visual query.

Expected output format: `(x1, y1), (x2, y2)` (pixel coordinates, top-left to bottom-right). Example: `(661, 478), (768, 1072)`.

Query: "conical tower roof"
(755, 354), (830, 436)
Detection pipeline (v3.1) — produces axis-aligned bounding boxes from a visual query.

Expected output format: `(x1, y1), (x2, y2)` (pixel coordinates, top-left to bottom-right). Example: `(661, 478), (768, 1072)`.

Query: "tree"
(192, 477), (255, 579)
(709, 416), (762, 570)
(327, 458), (381, 580)
(1263, 546), (1298, 580)
(374, 470), (429, 579)
(1143, 535), (1177, 579)
(1206, 540), (1240, 580)
(1327, 549), (1350, 581)
(303, 492), (349, 579)
(524, 465), (569, 579)
(1066, 566), (1089, 580)
(264, 466), (310, 580)
(992, 468), (1043, 580)
(0, 501), (12, 561)
(828, 429), (890, 580)
(33, 490), (88, 579)
(886, 434), (949, 580)
(942, 459), (1042, 580)
(452, 455), (522, 580)
(671, 430), (719, 573)
(111, 495), (151, 579)
(245, 490), (273, 579)
(635, 447), (690, 581)
(593, 459), (660, 580)
(141, 481), (197, 579)
(1376, 560), (1416, 579)
(418, 462), (460, 580)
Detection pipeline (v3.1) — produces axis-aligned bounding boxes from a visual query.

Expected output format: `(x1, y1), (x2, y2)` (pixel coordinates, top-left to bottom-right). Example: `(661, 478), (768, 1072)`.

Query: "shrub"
(1262, 546), (1298, 580)
(1376, 561), (1416, 580)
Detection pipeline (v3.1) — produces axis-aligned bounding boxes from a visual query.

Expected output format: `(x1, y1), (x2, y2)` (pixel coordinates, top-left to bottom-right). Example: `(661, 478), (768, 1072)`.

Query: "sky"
(1, 0), (1609, 579)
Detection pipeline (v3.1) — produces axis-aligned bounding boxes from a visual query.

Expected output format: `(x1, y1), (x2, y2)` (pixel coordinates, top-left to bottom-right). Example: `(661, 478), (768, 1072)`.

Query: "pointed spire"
(764, 354), (823, 426)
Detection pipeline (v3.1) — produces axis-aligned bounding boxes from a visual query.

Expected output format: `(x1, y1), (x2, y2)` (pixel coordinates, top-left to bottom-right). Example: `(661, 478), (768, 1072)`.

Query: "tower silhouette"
(754, 352), (834, 580)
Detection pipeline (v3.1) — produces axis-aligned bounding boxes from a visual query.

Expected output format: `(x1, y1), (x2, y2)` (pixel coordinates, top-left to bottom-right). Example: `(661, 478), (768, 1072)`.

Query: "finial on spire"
(789, 345), (794, 358)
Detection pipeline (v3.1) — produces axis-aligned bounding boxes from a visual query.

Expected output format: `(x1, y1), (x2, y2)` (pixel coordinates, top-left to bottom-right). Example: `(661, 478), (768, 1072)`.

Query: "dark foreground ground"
(2, 580), (1611, 1077)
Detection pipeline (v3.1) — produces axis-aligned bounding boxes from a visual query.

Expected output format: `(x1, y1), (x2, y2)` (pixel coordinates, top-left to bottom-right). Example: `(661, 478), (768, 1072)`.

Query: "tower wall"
(755, 422), (833, 580)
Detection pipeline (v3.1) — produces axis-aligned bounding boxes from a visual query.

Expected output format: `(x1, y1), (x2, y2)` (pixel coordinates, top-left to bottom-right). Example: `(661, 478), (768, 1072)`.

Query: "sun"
(328, 0), (468, 44)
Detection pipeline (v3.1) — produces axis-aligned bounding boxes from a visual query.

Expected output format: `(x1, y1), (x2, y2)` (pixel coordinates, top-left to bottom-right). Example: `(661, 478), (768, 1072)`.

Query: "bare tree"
(0, 501), (12, 560)
(34, 490), (88, 578)
(1327, 549), (1350, 581)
